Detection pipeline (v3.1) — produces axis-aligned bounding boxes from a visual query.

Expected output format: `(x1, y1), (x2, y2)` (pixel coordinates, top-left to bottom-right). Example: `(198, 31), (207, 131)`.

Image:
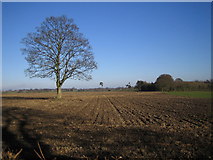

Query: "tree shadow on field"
(71, 126), (212, 159)
(2, 106), (212, 159)
(2, 97), (50, 100)
(2, 107), (72, 160)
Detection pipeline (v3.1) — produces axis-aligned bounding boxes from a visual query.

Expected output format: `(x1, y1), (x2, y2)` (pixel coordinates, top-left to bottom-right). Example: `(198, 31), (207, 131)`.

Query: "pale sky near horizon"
(2, 2), (211, 90)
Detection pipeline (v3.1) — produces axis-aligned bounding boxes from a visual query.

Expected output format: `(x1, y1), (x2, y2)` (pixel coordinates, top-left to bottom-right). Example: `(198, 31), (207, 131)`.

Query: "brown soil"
(1, 92), (212, 159)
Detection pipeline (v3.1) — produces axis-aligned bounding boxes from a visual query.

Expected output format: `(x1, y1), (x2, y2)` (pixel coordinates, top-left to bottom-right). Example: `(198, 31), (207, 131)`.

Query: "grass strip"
(167, 91), (212, 98)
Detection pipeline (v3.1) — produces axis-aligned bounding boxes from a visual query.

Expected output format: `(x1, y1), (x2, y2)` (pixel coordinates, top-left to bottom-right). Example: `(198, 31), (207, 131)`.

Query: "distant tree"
(204, 80), (211, 83)
(155, 74), (174, 91)
(100, 81), (103, 87)
(175, 78), (183, 82)
(174, 78), (184, 91)
(135, 81), (143, 91)
(21, 15), (97, 98)
(135, 81), (156, 91)
(147, 82), (157, 91)
(126, 82), (131, 88)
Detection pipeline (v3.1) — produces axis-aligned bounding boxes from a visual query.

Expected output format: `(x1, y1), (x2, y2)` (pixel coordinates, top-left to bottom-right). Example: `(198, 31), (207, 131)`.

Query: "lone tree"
(21, 16), (97, 98)
(99, 81), (103, 87)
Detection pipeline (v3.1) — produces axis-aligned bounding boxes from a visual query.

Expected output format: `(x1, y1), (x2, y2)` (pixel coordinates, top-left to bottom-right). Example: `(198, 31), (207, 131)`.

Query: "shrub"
(135, 81), (157, 91)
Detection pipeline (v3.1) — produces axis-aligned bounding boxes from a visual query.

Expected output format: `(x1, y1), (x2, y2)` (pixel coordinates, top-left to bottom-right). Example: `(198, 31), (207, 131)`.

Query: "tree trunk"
(57, 86), (62, 99)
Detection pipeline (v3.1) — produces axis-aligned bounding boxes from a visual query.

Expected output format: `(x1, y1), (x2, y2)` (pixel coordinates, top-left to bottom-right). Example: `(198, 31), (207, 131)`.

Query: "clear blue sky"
(2, 2), (211, 90)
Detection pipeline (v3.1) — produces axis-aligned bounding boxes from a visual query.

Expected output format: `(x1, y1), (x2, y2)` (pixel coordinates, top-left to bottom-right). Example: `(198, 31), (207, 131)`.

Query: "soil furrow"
(2, 91), (211, 159)
(108, 96), (144, 126)
(104, 95), (126, 126)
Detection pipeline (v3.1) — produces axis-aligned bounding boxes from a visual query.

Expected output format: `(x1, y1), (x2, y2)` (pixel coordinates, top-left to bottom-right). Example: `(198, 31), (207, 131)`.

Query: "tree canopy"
(135, 81), (156, 91)
(155, 74), (174, 91)
(175, 78), (183, 82)
(21, 15), (97, 98)
(100, 81), (103, 87)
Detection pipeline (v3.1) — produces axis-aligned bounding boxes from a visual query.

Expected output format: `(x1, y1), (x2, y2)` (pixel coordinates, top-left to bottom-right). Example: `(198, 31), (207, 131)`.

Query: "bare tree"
(21, 16), (97, 98)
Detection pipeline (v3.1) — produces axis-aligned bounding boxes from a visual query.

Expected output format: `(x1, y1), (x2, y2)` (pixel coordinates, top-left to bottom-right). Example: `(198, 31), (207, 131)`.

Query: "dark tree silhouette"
(126, 82), (131, 88)
(135, 81), (156, 91)
(99, 81), (103, 87)
(21, 16), (97, 98)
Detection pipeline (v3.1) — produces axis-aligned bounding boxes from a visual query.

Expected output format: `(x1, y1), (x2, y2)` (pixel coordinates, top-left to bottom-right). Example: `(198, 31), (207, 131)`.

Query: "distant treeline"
(3, 74), (212, 93)
(135, 74), (212, 92)
(3, 87), (133, 93)
(3, 88), (76, 93)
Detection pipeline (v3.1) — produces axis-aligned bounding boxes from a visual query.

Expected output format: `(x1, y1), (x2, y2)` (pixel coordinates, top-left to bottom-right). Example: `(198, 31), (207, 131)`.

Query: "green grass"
(167, 91), (212, 98)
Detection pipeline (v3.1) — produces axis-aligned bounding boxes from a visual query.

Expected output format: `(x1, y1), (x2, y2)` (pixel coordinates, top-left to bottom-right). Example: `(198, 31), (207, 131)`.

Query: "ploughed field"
(2, 92), (212, 159)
